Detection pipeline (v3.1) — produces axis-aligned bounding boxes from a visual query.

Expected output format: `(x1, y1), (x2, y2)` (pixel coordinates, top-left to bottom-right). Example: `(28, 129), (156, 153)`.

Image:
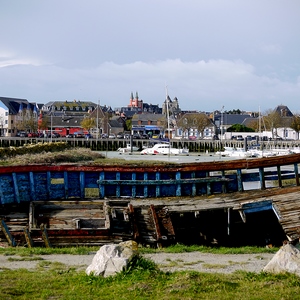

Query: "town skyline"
(1, 1), (299, 112)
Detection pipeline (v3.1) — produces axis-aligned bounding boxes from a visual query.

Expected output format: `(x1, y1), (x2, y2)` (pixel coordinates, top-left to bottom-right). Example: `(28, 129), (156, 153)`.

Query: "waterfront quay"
(0, 136), (300, 153)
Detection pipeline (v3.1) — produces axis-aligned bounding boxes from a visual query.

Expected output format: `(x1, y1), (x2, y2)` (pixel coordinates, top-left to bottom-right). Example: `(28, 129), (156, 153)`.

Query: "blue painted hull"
(0, 153), (300, 205)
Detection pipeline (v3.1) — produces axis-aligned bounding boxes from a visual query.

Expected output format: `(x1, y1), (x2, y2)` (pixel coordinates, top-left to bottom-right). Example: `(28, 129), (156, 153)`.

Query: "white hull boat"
(216, 147), (254, 158)
(117, 144), (139, 153)
(140, 143), (189, 155)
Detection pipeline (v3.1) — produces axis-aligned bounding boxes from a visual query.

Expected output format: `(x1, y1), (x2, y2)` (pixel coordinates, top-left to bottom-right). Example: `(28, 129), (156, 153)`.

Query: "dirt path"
(0, 252), (274, 274)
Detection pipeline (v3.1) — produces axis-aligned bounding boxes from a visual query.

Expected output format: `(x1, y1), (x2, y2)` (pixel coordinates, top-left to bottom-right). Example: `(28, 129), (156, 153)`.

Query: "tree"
(247, 119), (259, 132)
(0, 114), (4, 136)
(125, 119), (132, 132)
(177, 113), (211, 138)
(38, 114), (49, 131)
(16, 109), (38, 133)
(81, 117), (96, 133)
(290, 115), (300, 139)
(227, 124), (255, 132)
(225, 109), (242, 115)
(262, 110), (282, 138)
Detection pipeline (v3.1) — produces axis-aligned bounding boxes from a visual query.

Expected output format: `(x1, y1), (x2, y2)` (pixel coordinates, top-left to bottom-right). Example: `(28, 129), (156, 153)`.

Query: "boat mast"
(258, 105), (261, 141)
(165, 85), (170, 157)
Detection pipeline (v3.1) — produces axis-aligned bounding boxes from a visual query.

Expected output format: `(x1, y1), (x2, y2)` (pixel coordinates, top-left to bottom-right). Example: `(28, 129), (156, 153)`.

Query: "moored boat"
(140, 143), (189, 155)
(117, 144), (139, 153)
(1, 153), (300, 248)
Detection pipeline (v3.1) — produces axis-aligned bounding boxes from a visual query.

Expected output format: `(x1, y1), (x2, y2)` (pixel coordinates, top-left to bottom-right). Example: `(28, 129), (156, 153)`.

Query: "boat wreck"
(1, 153), (300, 248)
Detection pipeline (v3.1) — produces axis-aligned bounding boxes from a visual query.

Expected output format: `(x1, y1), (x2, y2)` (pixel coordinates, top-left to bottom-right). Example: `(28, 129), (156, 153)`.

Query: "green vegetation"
(0, 245), (279, 256)
(0, 143), (173, 166)
(0, 146), (105, 166)
(140, 244), (279, 255)
(227, 124), (255, 132)
(0, 142), (71, 158)
(1, 258), (300, 299)
(0, 246), (296, 299)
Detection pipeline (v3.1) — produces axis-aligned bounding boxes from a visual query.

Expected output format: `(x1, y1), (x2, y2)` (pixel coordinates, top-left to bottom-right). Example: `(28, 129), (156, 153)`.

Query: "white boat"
(248, 144), (294, 157)
(291, 147), (300, 154)
(117, 144), (139, 153)
(140, 143), (189, 155)
(216, 147), (254, 158)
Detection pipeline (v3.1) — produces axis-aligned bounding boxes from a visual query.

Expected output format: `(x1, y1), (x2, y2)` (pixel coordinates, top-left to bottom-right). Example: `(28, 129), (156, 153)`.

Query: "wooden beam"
(40, 224), (52, 248)
(128, 204), (139, 240)
(0, 219), (16, 247)
(277, 165), (282, 187)
(24, 228), (34, 248)
(149, 204), (162, 247)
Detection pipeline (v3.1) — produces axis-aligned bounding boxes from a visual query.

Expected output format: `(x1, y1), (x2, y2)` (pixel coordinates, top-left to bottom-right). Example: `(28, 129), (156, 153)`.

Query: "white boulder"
(86, 240), (138, 277)
(263, 243), (300, 276)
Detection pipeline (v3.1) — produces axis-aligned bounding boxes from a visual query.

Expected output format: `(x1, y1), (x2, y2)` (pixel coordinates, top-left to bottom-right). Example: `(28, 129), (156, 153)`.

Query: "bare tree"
(290, 115), (300, 140)
(177, 113), (211, 138)
(0, 114), (4, 136)
(262, 109), (282, 138)
(16, 109), (38, 133)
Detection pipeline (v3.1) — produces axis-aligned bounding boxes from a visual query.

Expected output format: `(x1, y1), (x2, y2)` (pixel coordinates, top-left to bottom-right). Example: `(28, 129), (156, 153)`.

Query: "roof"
(0, 97), (29, 115)
(0, 97), (42, 115)
(274, 105), (293, 117)
(132, 113), (165, 122)
(109, 119), (124, 129)
(216, 113), (254, 126)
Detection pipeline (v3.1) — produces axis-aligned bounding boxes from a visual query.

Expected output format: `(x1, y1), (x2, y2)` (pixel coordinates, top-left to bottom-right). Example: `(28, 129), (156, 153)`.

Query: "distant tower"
(128, 91), (143, 109)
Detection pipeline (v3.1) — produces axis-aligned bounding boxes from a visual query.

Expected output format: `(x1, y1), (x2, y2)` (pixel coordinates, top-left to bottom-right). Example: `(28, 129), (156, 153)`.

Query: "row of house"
(0, 94), (297, 140)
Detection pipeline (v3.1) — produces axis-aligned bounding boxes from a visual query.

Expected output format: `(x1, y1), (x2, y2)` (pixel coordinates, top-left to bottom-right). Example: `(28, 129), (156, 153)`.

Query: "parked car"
(101, 133), (108, 139)
(124, 134), (130, 139)
(73, 132), (84, 138)
(108, 133), (116, 139)
(48, 132), (60, 138)
(17, 132), (28, 137)
(66, 134), (74, 138)
(188, 136), (197, 140)
(85, 133), (93, 139)
(116, 133), (124, 139)
(132, 133), (141, 139)
(27, 132), (38, 138)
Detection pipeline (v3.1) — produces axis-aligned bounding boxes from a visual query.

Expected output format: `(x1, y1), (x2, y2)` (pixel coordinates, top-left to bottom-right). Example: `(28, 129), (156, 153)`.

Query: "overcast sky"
(1, 0), (300, 113)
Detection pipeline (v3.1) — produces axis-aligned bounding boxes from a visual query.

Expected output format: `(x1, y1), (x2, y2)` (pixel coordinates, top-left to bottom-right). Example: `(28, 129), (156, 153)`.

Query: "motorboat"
(216, 147), (254, 158)
(140, 143), (189, 155)
(117, 144), (139, 153)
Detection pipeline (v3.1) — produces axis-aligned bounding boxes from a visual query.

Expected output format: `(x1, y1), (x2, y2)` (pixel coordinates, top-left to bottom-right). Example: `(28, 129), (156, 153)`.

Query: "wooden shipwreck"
(1, 153), (300, 248)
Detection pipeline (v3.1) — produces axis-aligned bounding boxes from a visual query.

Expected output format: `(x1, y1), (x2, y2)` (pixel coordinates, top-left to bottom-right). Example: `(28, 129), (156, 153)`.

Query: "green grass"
(1, 264), (300, 299)
(0, 244), (279, 257)
(139, 243), (279, 255)
(0, 246), (99, 256)
(0, 247), (298, 299)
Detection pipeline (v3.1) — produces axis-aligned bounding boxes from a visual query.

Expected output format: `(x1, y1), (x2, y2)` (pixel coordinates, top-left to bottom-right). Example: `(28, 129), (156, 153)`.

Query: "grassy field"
(1, 255), (300, 300)
(1, 245), (299, 299)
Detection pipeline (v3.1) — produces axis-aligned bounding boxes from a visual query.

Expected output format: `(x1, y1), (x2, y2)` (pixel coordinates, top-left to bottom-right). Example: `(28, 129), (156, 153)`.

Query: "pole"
(220, 106), (224, 143)
(165, 85), (170, 158)
(50, 108), (53, 143)
(96, 100), (99, 141)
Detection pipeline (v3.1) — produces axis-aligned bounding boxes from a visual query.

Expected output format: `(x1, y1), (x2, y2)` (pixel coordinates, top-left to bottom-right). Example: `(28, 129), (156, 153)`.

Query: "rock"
(263, 244), (300, 276)
(86, 240), (138, 277)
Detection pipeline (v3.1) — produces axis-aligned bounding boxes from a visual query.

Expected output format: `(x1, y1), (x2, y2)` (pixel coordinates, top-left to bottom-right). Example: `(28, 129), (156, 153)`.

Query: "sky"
(1, 0), (300, 113)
